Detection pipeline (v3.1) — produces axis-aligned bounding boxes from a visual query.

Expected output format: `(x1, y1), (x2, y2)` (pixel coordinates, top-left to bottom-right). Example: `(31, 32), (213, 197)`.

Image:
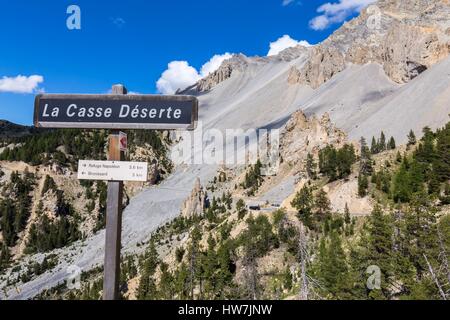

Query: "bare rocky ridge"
(186, 54), (253, 93)
(188, 46), (309, 93)
(290, 0), (450, 88)
(193, 1), (450, 92)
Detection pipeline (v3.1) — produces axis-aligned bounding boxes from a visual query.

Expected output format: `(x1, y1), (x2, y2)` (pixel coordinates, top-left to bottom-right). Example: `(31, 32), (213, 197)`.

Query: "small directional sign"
(34, 94), (198, 130)
(77, 160), (148, 182)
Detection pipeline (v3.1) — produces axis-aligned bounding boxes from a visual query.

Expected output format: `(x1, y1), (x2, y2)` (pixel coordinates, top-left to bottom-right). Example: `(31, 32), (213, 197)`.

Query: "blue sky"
(0, 0), (373, 125)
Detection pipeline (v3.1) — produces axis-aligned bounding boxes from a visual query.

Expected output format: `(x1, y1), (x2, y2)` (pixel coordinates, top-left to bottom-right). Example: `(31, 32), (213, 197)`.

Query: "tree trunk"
(423, 254), (447, 300)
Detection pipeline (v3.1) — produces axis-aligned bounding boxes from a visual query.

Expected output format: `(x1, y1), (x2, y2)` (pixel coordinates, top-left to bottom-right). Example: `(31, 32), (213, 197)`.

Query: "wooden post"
(103, 84), (127, 300)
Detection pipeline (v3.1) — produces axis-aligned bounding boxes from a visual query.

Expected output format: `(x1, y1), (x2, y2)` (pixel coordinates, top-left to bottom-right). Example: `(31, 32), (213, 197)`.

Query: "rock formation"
(280, 111), (347, 166)
(289, 0), (450, 88)
(187, 54), (253, 92)
(180, 178), (208, 218)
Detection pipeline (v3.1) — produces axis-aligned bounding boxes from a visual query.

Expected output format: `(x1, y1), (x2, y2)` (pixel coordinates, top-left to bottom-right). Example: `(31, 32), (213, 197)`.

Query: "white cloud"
(0, 75), (44, 94)
(282, 0), (303, 6)
(200, 53), (233, 77)
(309, 0), (377, 30)
(309, 15), (331, 31)
(282, 0), (295, 6)
(111, 17), (126, 28)
(156, 53), (233, 94)
(156, 61), (201, 95)
(267, 35), (311, 56)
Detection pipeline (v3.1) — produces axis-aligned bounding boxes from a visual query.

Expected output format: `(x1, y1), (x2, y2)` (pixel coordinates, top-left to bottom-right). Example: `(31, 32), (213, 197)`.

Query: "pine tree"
(236, 199), (247, 220)
(403, 193), (438, 280)
(158, 262), (175, 299)
(433, 122), (450, 182)
(283, 266), (293, 291)
(379, 131), (386, 152)
(407, 159), (425, 194)
(319, 146), (338, 181)
(202, 236), (217, 298)
(360, 137), (373, 175)
(407, 130), (417, 148)
(137, 241), (159, 300)
(1, 199), (16, 246)
(0, 242), (10, 271)
(388, 137), (396, 150)
(313, 232), (354, 299)
(427, 170), (441, 196)
(415, 127), (436, 164)
(358, 174), (369, 197)
(215, 240), (234, 299)
(238, 215), (276, 299)
(292, 185), (314, 229)
(187, 225), (202, 299)
(392, 159), (412, 203)
(306, 153), (317, 180)
(358, 205), (395, 299)
(174, 263), (190, 299)
(344, 203), (351, 225)
(319, 144), (356, 181)
(314, 189), (331, 221)
(371, 136), (378, 154)
(336, 144), (356, 179)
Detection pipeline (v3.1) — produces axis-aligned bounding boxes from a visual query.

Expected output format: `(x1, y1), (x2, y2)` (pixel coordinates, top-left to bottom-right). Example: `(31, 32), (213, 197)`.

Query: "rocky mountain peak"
(192, 54), (252, 92)
(289, 0), (450, 88)
(269, 45), (310, 62)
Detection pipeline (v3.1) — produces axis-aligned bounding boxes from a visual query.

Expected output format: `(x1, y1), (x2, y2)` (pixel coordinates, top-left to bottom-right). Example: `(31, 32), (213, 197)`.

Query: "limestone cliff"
(290, 0), (450, 88)
(280, 111), (347, 166)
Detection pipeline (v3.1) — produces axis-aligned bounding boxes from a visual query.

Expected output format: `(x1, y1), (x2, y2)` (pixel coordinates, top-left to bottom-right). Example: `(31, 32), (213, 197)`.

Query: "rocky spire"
(180, 178), (208, 218)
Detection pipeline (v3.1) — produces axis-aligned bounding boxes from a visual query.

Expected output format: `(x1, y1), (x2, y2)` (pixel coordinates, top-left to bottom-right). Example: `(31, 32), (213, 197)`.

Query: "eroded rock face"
(292, 46), (346, 88)
(280, 111), (347, 166)
(289, 0), (450, 88)
(180, 178), (208, 218)
(271, 45), (309, 62)
(187, 0), (449, 92)
(195, 54), (250, 92)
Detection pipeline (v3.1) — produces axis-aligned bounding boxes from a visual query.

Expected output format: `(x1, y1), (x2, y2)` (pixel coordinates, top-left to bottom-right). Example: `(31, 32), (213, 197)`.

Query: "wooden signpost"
(34, 85), (198, 300)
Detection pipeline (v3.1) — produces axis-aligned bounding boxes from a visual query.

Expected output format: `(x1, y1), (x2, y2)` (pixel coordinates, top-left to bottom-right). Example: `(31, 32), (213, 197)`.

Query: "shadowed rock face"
(289, 0), (450, 88)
